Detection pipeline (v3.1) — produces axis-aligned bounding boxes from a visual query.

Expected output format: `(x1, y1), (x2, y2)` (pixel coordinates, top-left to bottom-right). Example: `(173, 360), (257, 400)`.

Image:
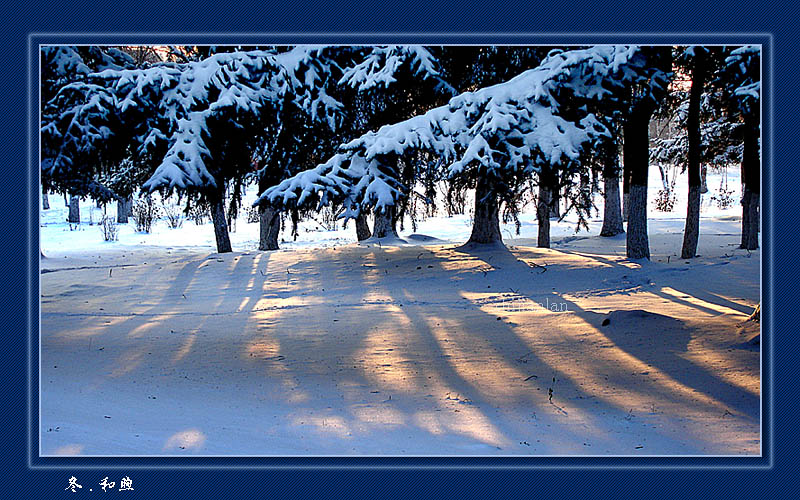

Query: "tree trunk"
(624, 113), (651, 260)
(467, 176), (502, 245)
(700, 165), (709, 194)
(68, 195), (80, 223)
(624, 47), (671, 260)
(601, 175), (624, 237)
(740, 112), (760, 250)
(373, 205), (398, 238)
(626, 184), (649, 259)
(117, 197), (130, 223)
(258, 206), (281, 251)
(209, 189), (233, 253)
(549, 187), (561, 219)
(537, 180), (552, 249)
(42, 188), (49, 210)
(64, 193), (69, 207)
(600, 141), (624, 237)
(681, 53), (708, 259)
(355, 212), (372, 241)
(681, 186), (701, 258)
(741, 188), (759, 250)
(622, 159), (631, 222)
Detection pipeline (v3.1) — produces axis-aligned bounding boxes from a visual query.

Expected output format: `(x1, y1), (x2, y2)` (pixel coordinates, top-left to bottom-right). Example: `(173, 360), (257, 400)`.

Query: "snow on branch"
(340, 45), (455, 94)
(45, 47), (347, 194)
(259, 45), (652, 217)
(722, 45), (760, 115)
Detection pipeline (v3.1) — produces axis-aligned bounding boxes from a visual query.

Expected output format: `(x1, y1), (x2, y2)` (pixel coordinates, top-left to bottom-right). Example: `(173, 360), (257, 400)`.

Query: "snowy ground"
(39, 167), (760, 455)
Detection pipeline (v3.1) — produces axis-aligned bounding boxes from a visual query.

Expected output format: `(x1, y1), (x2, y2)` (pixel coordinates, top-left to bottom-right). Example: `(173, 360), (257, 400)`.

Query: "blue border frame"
(24, 30), (775, 497)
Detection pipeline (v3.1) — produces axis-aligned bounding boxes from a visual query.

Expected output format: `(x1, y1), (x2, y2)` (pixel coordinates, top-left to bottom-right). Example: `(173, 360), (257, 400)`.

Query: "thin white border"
(29, 34), (771, 469)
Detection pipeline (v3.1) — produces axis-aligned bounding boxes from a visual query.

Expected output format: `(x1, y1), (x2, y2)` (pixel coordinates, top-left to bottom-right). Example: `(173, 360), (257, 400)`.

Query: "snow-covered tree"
(679, 46), (713, 259)
(336, 45), (454, 238)
(620, 46), (673, 259)
(40, 46), (136, 206)
(648, 47), (740, 258)
(260, 45), (668, 249)
(719, 45), (760, 250)
(43, 47), (346, 253)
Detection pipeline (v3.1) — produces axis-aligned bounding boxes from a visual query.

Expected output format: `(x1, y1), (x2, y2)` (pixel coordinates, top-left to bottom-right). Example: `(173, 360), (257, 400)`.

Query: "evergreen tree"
(719, 46), (760, 250)
(260, 45), (665, 250)
(43, 47), (345, 253)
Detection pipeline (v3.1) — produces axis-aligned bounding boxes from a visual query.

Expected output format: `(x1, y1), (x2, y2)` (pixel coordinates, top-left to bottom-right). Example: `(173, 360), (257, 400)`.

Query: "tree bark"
(681, 52), (708, 259)
(467, 176), (502, 245)
(700, 165), (709, 194)
(623, 46), (671, 260)
(600, 141), (624, 237)
(626, 184), (649, 259)
(549, 187), (561, 219)
(624, 112), (651, 260)
(740, 112), (760, 250)
(117, 197), (130, 223)
(258, 206), (281, 251)
(681, 186), (701, 258)
(42, 188), (50, 210)
(537, 175), (553, 249)
(601, 175), (624, 237)
(68, 195), (80, 223)
(209, 188), (233, 253)
(372, 205), (398, 238)
(355, 212), (372, 241)
(622, 159), (631, 222)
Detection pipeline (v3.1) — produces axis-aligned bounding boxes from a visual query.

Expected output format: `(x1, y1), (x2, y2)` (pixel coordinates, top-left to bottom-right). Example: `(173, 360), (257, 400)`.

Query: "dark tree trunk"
(600, 140), (624, 237)
(622, 158), (631, 222)
(624, 111), (652, 260)
(681, 51), (708, 259)
(355, 212), (372, 241)
(537, 184), (551, 248)
(549, 186), (561, 219)
(68, 195), (80, 223)
(700, 165), (709, 194)
(64, 193), (69, 207)
(740, 112), (760, 250)
(681, 186), (701, 258)
(209, 187), (232, 253)
(624, 46), (671, 260)
(373, 205), (398, 238)
(258, 206), (281, 251)
(467, 176), (502, 245)
(42, 187), (49, 210)
(117, 197), (130, 224)
(537, 170), (557, 248)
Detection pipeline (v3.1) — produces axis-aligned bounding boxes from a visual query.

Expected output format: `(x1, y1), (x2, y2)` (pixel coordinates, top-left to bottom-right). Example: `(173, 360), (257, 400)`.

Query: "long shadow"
(551, 248), (758, 317)
(349, 244), (619, 452)
(459, 245), (759, 421)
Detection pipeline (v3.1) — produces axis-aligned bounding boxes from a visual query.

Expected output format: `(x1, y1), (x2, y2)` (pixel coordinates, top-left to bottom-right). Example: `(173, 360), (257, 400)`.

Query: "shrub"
(187, 202), (208, 225)
(653, 188), (676, 212)
(131, 196), (161, 233)
(711, 188), (736, 210)
(99, 216), (119, 241)
(162, 201), (184, 229)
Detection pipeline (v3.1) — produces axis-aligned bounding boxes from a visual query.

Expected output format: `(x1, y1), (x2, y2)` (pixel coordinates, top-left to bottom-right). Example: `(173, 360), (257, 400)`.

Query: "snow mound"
(405, 233), (444, 242)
